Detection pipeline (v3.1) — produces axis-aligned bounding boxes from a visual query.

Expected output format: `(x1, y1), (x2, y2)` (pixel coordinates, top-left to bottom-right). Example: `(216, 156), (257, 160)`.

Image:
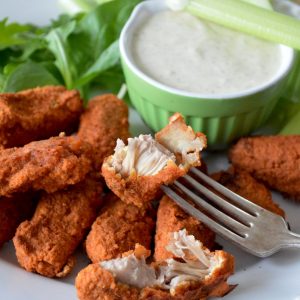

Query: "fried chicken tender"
(102, 113), (206, 207)
(0, 136), (91, 196)
(86, 193), (155, 263)
(76, 232), (234, 300)
(211, 167), (285, 217)
(77, 245), (148, 300)
(13, 176), (103, 278)
(154, 196), (215, 261)
(0, 194), (36, 248)
(78, 94), (129, 170)
(229, 135), (300, 200)
(0, 86), (83, 148)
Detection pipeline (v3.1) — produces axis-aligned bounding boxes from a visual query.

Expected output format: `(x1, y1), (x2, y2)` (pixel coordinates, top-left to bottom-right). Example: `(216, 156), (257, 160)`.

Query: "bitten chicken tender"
(76, 230), (234, 300)
(154, 195), (215, 261)
(86, 193), (155, 263)
(0, 86), (83, 148)
(78, 94), (130, 170)
(13, 176), (103, 278)
(0, 136), (91, 196)
(102, 113), (207, 207)
(229, 135), (300, 200)
(0, 194), (36, 248)
(211, 167), (285, 217)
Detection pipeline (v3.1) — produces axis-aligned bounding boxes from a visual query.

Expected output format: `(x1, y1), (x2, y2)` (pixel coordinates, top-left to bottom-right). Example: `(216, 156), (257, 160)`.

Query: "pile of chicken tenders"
(1, 86), (297, 300)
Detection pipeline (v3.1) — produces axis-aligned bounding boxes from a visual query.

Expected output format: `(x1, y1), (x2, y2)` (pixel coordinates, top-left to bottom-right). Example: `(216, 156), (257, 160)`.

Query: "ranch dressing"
(131, 11), (282, 95)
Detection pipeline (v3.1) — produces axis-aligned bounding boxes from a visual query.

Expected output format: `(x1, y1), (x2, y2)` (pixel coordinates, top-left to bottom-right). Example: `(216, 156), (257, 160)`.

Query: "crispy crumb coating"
(0, 194), (36, 248)
(229, 135), (300, 200)
(0, 86), (83, 148)
(13, 176), (103, 278)
(86, 193), (155, 263)
(78, 94), (129, 170)
(211, 167), (285, 217)
(0, 136), (92, 196)
(76, 264), (140, 300)
(154, 196), (215, 261)
(102, 160), (186, 207)
(76, 250), (234, 300)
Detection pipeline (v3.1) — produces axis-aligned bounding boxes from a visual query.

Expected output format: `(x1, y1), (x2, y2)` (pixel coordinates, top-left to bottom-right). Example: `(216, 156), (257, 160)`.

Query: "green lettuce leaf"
(45, 0), (140, 98)
(46, 21), (77, 89)
(0, 19), (34, 49)
(3, 61), (59, 92)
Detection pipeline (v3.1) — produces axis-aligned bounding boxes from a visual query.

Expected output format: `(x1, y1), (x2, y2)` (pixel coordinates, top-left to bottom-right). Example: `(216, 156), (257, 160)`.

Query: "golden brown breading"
(0, 86), (83, 148)
(102, 161), (186, 208)
(211, 167), (285, 217)
(0, 136), (91, 196)
(0, 194), (36, 248)
(102, 113), (206, 207)
(154, 196), (215, 261)
(86, 193), (155, 263)
(76, 263), (139, 300)
(76, 244), (234, 300)
(78, 94), (129, 170)
(229, 135), (300, 200)
(13, 176), (103, 278)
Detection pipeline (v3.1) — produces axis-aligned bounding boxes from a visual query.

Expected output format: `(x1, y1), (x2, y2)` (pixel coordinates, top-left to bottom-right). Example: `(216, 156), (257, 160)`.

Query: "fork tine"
(183, 174), (255, 223)
(190, 168), (261, 214)
(161, 185), (245, 243)
(173, 180), (250, 235)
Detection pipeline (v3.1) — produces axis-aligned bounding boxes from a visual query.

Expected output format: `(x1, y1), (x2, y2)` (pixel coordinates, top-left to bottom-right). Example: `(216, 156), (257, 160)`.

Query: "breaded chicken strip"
(76, 231), (234, 300)
(0, 194), (36, 248)
(0, 86), (83, 148)
(0, 136), (91, 196)
(13, 176), (103, 278)
(86, 193), (155, 263)
(78, 94), (129, 170)
(154, 196), (215, 261)
(102, 113), (206, 207)
(211, 167), (285, 217)
(229, 135), (300, 200)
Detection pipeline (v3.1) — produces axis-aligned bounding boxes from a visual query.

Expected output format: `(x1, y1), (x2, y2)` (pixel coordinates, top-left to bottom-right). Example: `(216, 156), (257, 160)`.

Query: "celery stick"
(59, 0), (95, 13)
(186, 0), (300, 50)
(59, 0), (112, 14)
(241, 0), (272, 10)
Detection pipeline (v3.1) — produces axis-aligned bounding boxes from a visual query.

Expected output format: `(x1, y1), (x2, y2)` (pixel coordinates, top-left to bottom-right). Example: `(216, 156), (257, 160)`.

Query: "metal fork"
(161, 167), (300, 257)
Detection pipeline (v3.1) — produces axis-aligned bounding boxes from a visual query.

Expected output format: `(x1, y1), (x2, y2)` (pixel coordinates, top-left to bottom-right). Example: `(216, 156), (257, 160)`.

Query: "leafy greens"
(0, 0), (141, 100)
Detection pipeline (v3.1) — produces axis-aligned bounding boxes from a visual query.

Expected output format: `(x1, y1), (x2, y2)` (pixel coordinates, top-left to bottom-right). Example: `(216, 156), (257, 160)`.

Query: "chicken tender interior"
(101, 254), (160, 289)
(111, 135), (176, 177)
(99, 230), (220, 292)
(155, 113), (206, 167)
(163, 229), (218, 293)
(110, 114), (206, 178)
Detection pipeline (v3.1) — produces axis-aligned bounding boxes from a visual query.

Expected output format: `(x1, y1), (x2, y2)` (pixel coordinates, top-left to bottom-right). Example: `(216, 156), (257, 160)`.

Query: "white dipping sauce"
(131, 11), (282, 95)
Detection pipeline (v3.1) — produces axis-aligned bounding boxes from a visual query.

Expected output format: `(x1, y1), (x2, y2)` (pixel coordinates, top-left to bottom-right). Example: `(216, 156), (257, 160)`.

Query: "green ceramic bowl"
(120, 0), (295, 149)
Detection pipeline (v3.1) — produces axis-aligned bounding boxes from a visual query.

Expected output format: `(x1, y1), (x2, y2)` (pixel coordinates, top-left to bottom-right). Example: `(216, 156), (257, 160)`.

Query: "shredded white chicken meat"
(99, 230), (216, 291)
(110, 114), (206, 178)
(163, 229), (215, 292)
(111, 135), (176, 177)
(100, 254), (162, 289)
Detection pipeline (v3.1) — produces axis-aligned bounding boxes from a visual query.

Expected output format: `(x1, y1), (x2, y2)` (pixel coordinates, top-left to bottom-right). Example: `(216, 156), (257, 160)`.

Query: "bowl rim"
(120, 0), (295, 100)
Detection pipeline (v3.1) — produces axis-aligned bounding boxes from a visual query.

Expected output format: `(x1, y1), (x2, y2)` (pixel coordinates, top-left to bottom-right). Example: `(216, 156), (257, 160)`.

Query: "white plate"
(0, 1), (300, 299)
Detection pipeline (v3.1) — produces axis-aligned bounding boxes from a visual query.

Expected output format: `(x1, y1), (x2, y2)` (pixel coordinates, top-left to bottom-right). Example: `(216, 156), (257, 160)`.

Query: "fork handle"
(281, 231), (300, 248)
